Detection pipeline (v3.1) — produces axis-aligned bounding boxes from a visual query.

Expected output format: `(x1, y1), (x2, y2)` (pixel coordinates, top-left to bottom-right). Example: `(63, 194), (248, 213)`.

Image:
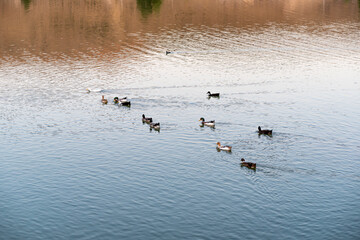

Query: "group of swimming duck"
(99, 93), (161, 131)
(202, 91), (273, 170)
(97, 90), (273, 170)
(101, 95), (131, 106)
(142, 114), (161, 131)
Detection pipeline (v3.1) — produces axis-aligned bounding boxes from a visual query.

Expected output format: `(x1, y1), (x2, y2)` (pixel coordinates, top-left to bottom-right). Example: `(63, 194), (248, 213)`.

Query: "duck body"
(241, 158), (256, 170)
(87, 88), (103, 93)
(142, 114), (153, 123)
(150, 122), (160, 130)
(258, 126), (272, 135)
(166, 50), (176, 55)
(216, 142), (232, 151)
(199, 117), (215, 127)
(207, 91), (220, 97)
(120, 97), (131, 106)
(101, 95), (108, 104)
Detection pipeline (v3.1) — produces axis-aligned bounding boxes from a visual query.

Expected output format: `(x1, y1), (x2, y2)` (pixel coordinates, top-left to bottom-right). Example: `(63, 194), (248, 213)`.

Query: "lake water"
(1, 0), (360, 239)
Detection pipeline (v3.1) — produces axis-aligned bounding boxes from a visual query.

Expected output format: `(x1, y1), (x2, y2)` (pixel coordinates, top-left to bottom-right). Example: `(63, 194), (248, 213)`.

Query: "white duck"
(216, 142), (232, 151)
(199, 117), (215, 127)
(86, 88), (103, 93)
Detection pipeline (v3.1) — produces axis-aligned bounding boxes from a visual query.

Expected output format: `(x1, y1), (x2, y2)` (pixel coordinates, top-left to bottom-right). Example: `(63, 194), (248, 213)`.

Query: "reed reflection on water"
(137, 0), (162, 17)
(0, 0), (360, 240)
(0, 0), (359, 59)
(21, 0), (32, 10)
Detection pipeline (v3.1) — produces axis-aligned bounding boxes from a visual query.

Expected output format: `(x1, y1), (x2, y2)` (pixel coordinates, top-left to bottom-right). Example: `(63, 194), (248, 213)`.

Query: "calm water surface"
(1, 0), (360, 239)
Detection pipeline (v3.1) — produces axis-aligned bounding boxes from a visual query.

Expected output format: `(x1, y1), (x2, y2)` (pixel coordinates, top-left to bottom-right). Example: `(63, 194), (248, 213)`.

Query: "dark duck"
(166, 50), (175, 55)
(142, 114), (153, 123)
(258, 126), (272, 135)
(241, 158), (256, 170)
(150, 122), (160, 131)
(207, 91), (220, 97)
(119, 97), (131, 106)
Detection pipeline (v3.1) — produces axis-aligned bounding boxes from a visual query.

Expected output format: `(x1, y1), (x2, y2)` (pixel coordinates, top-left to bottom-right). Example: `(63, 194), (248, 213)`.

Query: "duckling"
(150, 122), (160, 131)
(258, 126), (272, 135)
(199, 117), (215, 127)
(101, 95), (108, 104)
(216, 142), (232, 151)
(120, 97), (131, 106)
(142, 114), (153, 123)
(207, 91), (220, 97)
(241, 158), (256, 170)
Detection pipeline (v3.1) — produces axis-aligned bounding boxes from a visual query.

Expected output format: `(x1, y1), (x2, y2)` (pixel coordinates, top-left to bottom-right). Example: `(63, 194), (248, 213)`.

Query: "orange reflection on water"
(0, 0), (359, 59)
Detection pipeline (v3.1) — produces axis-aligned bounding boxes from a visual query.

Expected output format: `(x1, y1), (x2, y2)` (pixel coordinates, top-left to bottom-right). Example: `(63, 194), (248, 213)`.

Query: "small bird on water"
(241, 158), (256, 170)
(101, 95), (108, 104)
(120, 97), (131, 106)
(207, 91), (220, 97)
(150, 122), (160, 131)
(87, 88), (103, 93)
(199, 117), (215, 127)
(216, 142), (232, 151)
(142, 114), (153, 123)
(166, 50), (176, 55)
(258, 126), (272, 135)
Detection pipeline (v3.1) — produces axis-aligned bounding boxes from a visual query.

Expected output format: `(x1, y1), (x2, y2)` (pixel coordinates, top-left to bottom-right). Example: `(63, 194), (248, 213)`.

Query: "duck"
(199, 117), (215, 127)
(207, 91), (220, 97)
(142, 114), (153, 123)
(166, 50), (176, 55)
(119, 97), (131, 106)
(150, 122), (160, 131)
(258, 126), (272, 135)
(241, 158), (256, 170)
(216, 142), (232, 151)
(86, 88), (103, 93)
(101, 95), (108, 104)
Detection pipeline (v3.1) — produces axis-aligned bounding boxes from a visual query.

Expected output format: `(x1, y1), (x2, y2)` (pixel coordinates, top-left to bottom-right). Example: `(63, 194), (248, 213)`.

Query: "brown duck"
(101, 95), (108, 104)
(258, 126), (272, 135)
(241, 158), (256, 170)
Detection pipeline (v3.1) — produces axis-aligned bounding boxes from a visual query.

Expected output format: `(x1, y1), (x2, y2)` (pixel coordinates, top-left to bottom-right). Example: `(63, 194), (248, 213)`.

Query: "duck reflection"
(137, 0), (162, 17)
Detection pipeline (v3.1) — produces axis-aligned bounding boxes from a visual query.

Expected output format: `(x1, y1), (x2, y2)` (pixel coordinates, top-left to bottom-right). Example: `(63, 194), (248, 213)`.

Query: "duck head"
(258, 126), (262, 131)
(142, 114), (146, 118)
(199, 117), (205, 122)
(241, 158), (245, 162)
(207, 91), (211, 95)
(217, 142), (221, 146)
